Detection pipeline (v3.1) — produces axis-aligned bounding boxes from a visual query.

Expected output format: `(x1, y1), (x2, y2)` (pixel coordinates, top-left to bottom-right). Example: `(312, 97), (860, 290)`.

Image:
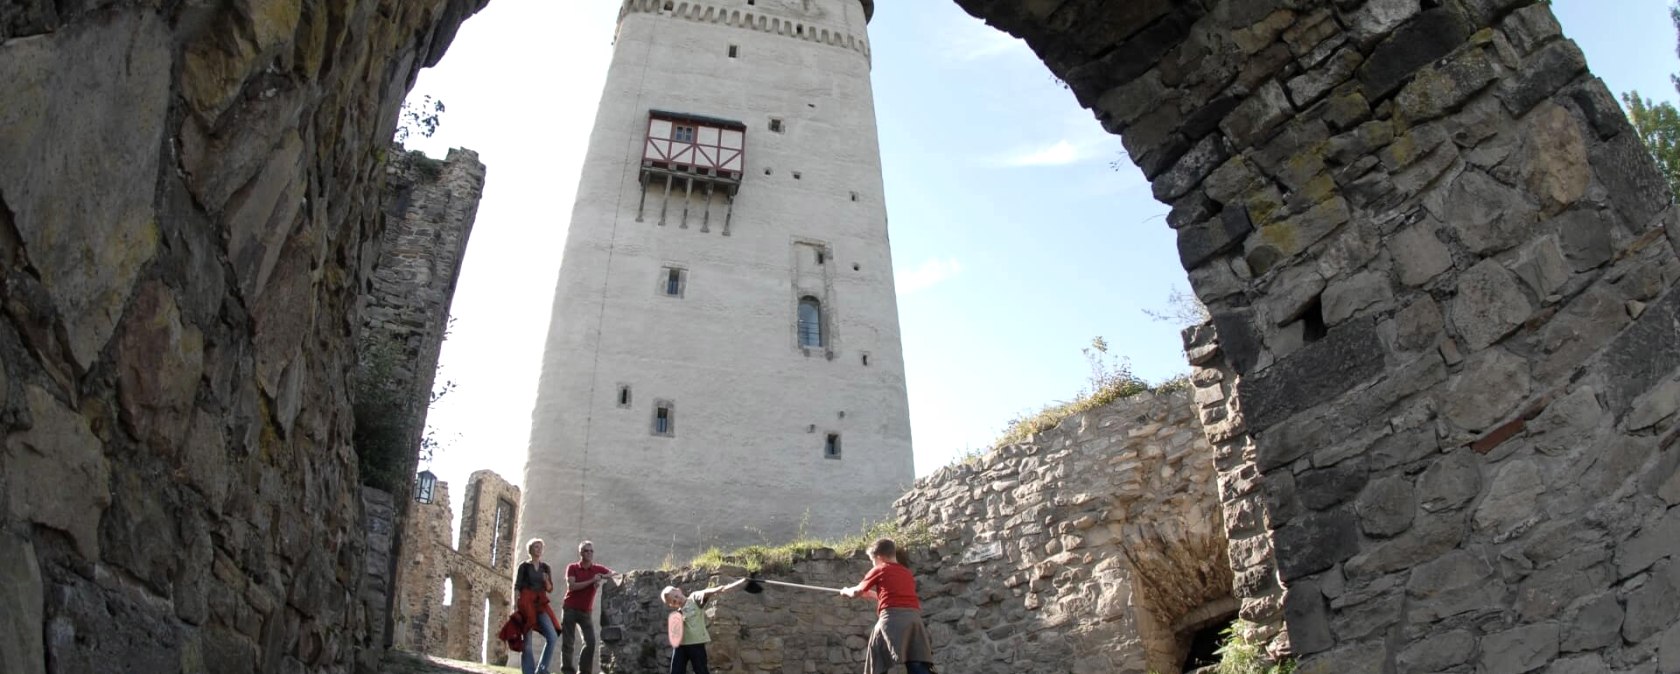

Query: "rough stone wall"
(955, 0), (1680, 671)
(392, 472), (519, 665)
(0, 1), (486, 673)
(896, 389), (1230, 674)
(595, 391), (1229, 674)
(364, 147), (485, 444)
(597, 556), (878, 674)
(364, 487), (400, 653)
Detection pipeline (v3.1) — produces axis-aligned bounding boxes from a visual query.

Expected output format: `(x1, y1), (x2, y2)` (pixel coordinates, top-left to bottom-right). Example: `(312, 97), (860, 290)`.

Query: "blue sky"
(403, 0), (1680, 534)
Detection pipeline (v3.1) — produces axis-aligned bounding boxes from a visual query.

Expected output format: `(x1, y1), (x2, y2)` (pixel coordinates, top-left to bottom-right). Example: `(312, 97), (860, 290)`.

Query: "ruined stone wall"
(595, 390), (1228, 674)
(0, 1), (487, 673)
(598, 556), (879, 674)
(896, 389), (1230, 674)
(392, 471), (519, 665)
(363, 147), (485, 454)
(954, 0), (1680, 671)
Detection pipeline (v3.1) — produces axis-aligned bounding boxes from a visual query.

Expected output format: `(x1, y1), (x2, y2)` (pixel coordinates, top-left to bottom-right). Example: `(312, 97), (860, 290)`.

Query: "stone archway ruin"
(0, 1), (1676, 673)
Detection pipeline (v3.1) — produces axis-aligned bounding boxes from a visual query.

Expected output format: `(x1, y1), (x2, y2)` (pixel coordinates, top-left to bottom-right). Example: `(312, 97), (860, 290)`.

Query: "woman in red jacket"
(516, 538), (562, 674)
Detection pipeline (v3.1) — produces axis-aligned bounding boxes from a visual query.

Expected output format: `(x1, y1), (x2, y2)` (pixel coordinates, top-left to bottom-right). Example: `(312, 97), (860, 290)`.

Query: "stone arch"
(953, 0), (1680, 671)
(3, 1), (1676, 673)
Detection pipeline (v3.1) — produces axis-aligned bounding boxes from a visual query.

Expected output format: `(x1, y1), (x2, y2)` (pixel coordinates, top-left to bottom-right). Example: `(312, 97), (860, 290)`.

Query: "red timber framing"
(637, 109), (746, 235)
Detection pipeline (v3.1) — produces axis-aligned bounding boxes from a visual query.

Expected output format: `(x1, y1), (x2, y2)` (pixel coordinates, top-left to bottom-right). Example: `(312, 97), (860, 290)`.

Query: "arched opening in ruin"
(1173, 598), (1239, 673)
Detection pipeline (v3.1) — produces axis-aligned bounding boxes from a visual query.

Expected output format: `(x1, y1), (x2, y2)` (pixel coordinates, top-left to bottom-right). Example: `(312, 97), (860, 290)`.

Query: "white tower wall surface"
(521, 0), (911, 570)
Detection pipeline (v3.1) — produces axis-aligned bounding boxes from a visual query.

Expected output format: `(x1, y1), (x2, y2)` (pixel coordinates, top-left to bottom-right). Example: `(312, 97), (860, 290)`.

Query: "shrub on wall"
(353, 335), (420, 493)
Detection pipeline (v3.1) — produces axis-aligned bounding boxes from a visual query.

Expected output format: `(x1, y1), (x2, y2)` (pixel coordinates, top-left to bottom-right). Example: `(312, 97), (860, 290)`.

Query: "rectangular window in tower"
(824, 433), (841, 459)
(769, 118), (783, 133)
(617, 385), (632, 408)
(673, 125), (695, 143)
(653, 402), (675, 437)
(728, 45), (739, 58)
(661, 267), (685, 297)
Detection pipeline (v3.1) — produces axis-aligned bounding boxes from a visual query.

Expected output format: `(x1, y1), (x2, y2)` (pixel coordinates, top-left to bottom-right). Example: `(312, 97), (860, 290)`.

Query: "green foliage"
(1621, 5), (1680, 203)
(687, 517), (935, 573)
(1144, 286), (1212, 328)
(353, 336), (416, 492)
(1213, 620), (1295, 674)
(352, 334), (454, 492)
(1625, 90), (1680, 202)
(395, 94), (446, 144)
(991, 336), (1176, 448)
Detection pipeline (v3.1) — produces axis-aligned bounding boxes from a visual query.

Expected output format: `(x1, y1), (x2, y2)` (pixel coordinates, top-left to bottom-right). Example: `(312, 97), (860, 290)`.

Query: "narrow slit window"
(653, 403), (674, 437)
(861, 353), (869, 366)
(850, 191), (859, 202)
(727, 45), (739, 58)
(662, 267), (685, 297)
(798, 296), (824, 348)
(618, 385), (632, 408)
(824, 433), (841, 459)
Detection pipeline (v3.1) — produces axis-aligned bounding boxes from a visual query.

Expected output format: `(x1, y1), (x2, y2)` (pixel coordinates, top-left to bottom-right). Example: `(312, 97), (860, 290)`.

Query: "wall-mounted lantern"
(416, 470), (437, 504)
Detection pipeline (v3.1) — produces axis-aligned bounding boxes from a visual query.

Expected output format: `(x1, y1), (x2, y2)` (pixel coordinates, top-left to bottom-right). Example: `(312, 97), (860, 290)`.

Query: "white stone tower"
(521, 0), (910, 570)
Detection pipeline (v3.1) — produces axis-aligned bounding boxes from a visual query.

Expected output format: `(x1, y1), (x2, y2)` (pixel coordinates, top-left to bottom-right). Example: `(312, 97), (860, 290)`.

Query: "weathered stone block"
(1563, 592), (1624, 653)
(1393, 297), (1445, 354)
(0, 530), (43, 674)
(1391, 221), (1454, 286)
(1357, 8), (1473, 99)
(1624, 563), (1680, 644)
(1179, 200), (1254, 270)
(1417, 449), (1482, 513)
(1322, 271), (1392, 326)
(0, 10), (170, 369)
(1397, 628), (1475, 673)
(1479, 622), (1560, 674)
(1473, 458), (1544, 538)
(1355, 474), (1415, 538)
(1626, 377), (1680, 431)
(1297, 461), (1369, 511)
(1616, 506), (1680, 580)
(1288, 46), (1363, 108)
(1244, 317), (1386, 434)
(1394, 43), (1500, 123)
(1499, 39), (1586, 116)
(1441, 347), (1533, 432)
(1221, 80), (1294, 148)
(1602, 274), (1680, 420)
(1345, 0), (1423, 46)
(1284, 579), (1334, 655)
(1593, 123), (1674, 234)
(1522, 101), (1592, 214)
(1274, 507), (1361, 580)
(1513, 235), (1572, 299)
(4, 386), (110, 560)
(1406, 550), (1504, 624)
(1445, 170), (1541, 255)
(1515, 548), (1612, 622)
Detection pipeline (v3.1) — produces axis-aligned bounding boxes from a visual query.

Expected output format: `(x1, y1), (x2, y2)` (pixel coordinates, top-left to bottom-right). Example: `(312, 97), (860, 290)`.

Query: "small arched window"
(797, 296), (823, 348)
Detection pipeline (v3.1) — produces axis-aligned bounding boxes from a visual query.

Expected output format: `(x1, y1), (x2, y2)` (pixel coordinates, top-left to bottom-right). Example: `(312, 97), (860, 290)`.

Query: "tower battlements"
(618, 0), (874, 60)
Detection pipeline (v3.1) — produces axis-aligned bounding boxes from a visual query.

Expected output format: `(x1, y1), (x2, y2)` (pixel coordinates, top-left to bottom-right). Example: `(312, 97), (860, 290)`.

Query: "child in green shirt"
(660, 578), (748, 674)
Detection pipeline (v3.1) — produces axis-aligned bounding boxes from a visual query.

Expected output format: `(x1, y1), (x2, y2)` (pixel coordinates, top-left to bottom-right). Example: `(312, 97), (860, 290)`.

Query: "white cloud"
(896, 258), (964, 294)
(998, 139), (1090, 167)
(940, 17), (1028, 62)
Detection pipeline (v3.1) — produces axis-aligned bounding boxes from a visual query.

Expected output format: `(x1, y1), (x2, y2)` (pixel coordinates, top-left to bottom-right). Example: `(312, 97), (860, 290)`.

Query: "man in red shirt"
(559, 540), (615, 674)
(839, 538), (936, 674)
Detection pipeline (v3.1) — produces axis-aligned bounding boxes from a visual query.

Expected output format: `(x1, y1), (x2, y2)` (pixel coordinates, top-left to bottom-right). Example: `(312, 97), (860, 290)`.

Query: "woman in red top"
(840, 538), (937, 674)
